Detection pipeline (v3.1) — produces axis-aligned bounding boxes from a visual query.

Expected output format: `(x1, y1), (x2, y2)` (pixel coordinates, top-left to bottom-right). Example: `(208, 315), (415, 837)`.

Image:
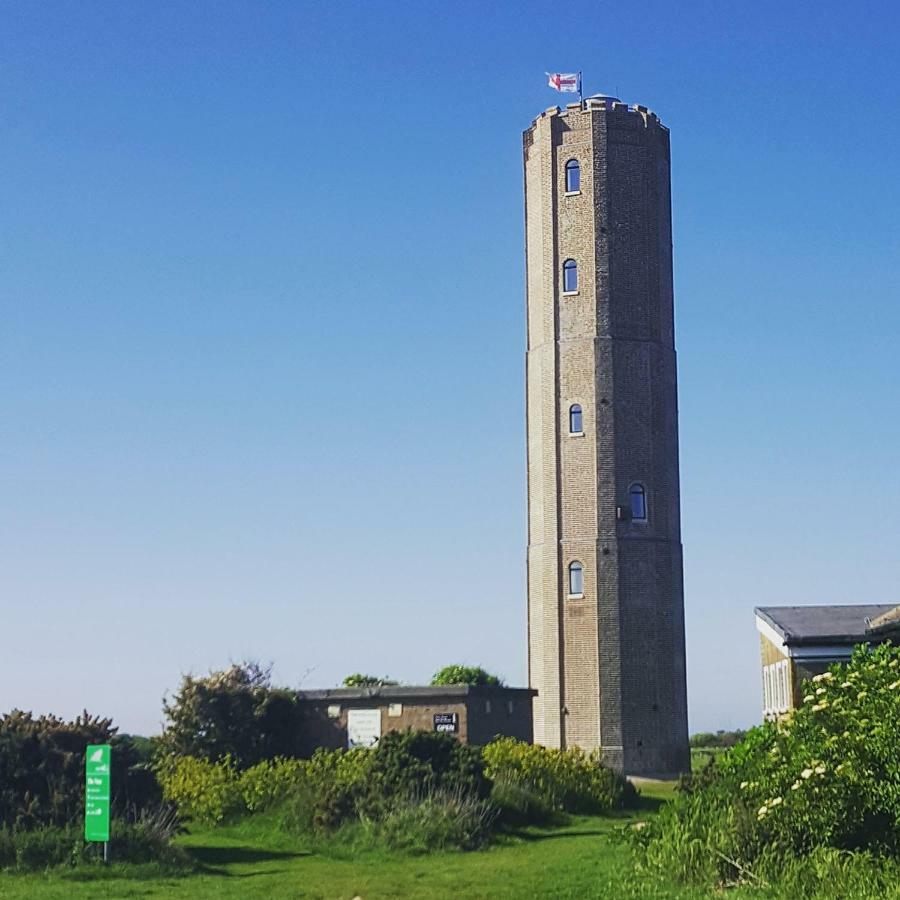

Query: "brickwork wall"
(525, 98), (690, 776)
(298, 690), (534, 754)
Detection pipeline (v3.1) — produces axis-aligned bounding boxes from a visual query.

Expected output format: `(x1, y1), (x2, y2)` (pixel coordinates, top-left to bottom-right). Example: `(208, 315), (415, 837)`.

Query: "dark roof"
(755, 605), (899, 646)
(297, 685), (536, 702)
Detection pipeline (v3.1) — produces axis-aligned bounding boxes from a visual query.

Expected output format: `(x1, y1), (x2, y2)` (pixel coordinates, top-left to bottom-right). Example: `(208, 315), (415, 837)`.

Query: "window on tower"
(629, 483), (648, 522)
(569, 404), (583, 434)
(565, 159), (580, 193)
(568, 561), (584, 597)
(563, 259), (578, 293)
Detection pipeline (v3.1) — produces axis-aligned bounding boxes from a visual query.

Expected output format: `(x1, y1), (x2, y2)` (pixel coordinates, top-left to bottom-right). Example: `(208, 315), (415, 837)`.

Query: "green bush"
(157, 755), (243, 825)
(6, 827), (83, 870)
(0, 710), (161, 831)
(0, 822), (190, 872)
(360, 730), (490, 818)
(374, 788), (497, 852)
(239, 757), (308, 814)
(483, 737), (634, 814)
(159, 661), (305, 768)
(489, 776), (562, 827)
(634, 642), (900, 890)
(689, 729), (747, 749)
(430, 665), (503, 687)
(280, 732), (488, 832)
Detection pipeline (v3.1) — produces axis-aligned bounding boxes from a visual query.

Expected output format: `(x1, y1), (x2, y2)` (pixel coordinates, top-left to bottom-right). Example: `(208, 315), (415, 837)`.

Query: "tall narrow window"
(568, 561), (584, 596)
(569, 404), (583, 434)
(629, 483), (647, 521)
(563, 259), (578, 293)
(565, 159), (580, 193)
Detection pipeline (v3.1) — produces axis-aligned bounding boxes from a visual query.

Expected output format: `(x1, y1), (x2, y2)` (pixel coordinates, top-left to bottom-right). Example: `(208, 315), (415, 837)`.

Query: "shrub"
(489, 776), (562, 827)
(634, 642), (900, 889)
(374, 787), (497, 852)
(0, 710), (160, 830)
(689, 729), (747, 749)
(303, 747), (372, 829)
(0, 822), (190, 872)
(280, 732), (488, 832)
(430, 665), (504, 687)
(7, 827), (84, 870)
(360, 730), (490, 817)
(107, 821), (191, 867)
(482, 737), (634, 814)
(239, 757), (308, 814)
(159, 661), (305, 768)
(156, 755), (243, 825)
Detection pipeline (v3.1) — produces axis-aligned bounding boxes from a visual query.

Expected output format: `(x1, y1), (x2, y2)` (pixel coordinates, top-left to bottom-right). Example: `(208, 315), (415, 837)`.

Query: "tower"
(524, 96), (689, 777)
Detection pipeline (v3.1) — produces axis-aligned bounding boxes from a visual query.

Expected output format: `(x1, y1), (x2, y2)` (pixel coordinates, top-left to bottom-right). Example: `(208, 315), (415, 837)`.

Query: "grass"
(0, 817), (708, 899)
(0, 780), (709, 899)
(0, 777), (754, 899)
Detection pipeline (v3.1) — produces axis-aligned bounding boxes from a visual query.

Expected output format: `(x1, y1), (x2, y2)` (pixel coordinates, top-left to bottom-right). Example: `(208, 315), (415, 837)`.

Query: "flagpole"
(578, 71), (583, 105)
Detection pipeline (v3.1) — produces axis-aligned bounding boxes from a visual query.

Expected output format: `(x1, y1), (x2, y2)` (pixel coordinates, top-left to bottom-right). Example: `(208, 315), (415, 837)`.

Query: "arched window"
(629, 483), (647, 522)
(569, 404), (583, 434)
(568, 561), (584, 596)
(565, 159), (580, 193)
(563, 259), (578, 293)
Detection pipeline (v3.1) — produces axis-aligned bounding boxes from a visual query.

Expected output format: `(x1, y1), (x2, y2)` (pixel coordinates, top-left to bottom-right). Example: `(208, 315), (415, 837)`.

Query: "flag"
(547, 72), (581, 94)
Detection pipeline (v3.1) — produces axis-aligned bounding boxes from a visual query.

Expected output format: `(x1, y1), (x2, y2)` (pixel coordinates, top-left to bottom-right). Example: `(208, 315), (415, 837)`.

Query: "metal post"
(103, 841), (108, 864)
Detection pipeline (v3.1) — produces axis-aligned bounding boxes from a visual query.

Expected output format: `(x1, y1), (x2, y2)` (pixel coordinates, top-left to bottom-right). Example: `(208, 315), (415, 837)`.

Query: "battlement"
(526, 96), (667, 134)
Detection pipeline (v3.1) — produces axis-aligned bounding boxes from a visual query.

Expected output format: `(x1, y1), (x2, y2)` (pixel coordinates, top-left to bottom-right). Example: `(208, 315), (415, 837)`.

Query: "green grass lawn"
(0, 782), (720, 900)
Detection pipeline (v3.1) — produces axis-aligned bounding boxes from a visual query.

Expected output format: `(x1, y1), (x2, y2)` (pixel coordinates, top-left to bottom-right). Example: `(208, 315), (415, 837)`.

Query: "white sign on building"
(347, 708), (381, 749)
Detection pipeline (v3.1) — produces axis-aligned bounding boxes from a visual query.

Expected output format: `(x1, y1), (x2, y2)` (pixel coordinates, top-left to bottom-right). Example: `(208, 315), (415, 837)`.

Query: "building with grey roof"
(754, 604), (900, 717)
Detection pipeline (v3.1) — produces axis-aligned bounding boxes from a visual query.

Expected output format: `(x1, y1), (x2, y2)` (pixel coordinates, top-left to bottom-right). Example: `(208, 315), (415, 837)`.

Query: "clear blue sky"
(2, 1), (898, 736)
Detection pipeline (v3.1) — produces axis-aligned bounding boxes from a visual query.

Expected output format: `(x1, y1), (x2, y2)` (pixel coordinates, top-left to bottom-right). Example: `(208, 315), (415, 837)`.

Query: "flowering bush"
(634, 642), (900, 888)
(483, 737), (634, 814)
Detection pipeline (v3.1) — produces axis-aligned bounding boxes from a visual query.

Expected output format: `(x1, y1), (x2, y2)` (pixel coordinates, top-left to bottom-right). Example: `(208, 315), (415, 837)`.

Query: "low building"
(755, 604), (900, 718)
(296, 684), (536, 753)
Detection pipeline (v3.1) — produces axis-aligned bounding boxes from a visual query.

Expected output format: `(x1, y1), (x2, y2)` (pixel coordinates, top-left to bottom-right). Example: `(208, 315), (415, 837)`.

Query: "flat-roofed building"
(755, 604), (900, 718)
(296, 685), (536, 753)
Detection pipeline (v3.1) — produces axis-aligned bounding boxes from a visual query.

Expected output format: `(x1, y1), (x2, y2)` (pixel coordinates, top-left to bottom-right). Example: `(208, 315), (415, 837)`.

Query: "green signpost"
(85, 744), (111, 848)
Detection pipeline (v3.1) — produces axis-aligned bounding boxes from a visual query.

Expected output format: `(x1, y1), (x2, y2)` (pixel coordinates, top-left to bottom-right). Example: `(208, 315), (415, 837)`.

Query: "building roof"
(755, 604), (900, 646)
(296, 685), (537, 702)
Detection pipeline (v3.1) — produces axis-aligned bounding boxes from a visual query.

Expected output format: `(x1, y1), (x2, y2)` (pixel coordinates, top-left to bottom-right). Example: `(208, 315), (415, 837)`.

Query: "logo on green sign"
(85, 744), (111, 843)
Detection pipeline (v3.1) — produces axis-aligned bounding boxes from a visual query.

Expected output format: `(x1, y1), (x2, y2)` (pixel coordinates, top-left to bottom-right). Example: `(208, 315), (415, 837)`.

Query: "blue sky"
(2, 1), (898, 735)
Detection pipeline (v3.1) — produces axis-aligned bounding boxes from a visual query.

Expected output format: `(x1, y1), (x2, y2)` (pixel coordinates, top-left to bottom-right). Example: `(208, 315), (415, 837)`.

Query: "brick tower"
(524, 96), (689, 777)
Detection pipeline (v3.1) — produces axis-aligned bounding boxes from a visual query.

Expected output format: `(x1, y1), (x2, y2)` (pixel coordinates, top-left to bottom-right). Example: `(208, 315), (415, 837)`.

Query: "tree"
(159, 661), (304, 768)
(342, 674), (398, 688)
(0, 710), (159, 829)
(431, 665), (504, 687)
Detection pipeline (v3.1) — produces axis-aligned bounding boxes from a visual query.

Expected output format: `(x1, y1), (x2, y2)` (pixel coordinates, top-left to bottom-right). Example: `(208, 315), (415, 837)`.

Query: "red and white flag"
(547, 72), (581, 93)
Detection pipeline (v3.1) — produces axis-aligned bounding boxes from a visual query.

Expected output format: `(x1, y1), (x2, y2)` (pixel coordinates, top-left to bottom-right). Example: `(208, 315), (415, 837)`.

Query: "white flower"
(815, 765), (826, 775)
(770, 797), (782, 806)
(791, 780), (801, 790)
(815, 687), (827, 695)
(801, 768), (814, 779)
(812, 672), (833, 683)
(841, 682), (853, 689)
(804, 694), (815, 703)
(757, 805), (768, 818)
